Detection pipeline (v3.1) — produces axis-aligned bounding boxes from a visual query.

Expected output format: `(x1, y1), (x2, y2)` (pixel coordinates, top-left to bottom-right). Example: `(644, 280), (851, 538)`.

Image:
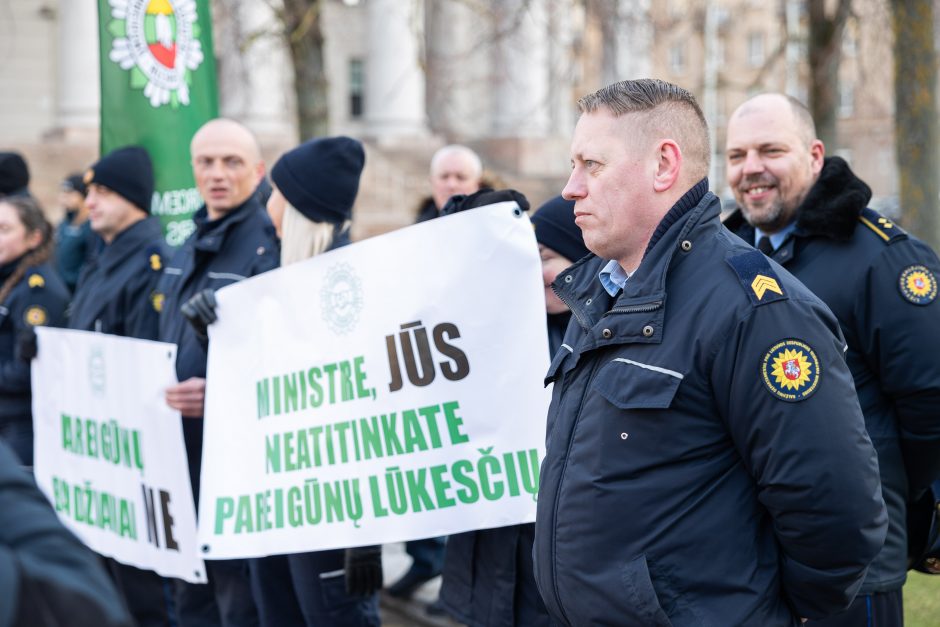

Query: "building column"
(364, 0), (428, 138)
(490, 0), (551, 137)
(56, 0), (100, 134)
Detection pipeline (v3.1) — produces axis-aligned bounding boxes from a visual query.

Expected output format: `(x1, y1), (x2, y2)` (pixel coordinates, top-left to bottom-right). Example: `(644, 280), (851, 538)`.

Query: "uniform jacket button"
(642, 325), (655, 337)
(602, 328), (612, 339)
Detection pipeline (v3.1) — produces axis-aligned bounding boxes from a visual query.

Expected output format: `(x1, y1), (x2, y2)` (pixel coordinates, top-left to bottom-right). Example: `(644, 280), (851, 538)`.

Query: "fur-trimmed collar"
(725, 156), (871, 241)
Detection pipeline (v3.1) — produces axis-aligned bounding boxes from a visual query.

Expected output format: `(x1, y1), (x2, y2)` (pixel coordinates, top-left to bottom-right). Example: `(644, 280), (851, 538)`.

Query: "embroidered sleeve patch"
(760, 339), (820, 402)
(899, 265), (937, 305)
(24, 305), (48, 326)
(726, 250), (788, 306)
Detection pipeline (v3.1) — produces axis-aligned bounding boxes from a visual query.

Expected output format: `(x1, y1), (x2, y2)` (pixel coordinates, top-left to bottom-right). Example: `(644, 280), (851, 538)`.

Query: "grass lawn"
(904, 572), (940, 627)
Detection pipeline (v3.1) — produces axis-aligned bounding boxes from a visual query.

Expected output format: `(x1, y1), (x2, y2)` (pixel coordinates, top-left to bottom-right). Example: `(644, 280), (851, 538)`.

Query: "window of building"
(839, 81), (855, 117)
(670, 43), (685, 74)
(349, 58), (364, 118)
(747, 32), (765, 67)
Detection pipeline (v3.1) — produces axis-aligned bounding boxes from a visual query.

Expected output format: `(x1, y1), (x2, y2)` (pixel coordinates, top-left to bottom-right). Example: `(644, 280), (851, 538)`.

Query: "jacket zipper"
(552, 283), (593, 331)
(608, 300), (663, 315)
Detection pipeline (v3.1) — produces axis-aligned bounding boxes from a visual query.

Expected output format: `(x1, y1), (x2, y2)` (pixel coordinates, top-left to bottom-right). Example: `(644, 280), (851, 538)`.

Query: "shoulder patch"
(760, 339), (821, 402)
(24, 305), (47, 326)
(899, 265), (937, 305)
(859, 208), (907, 244)
(726, 250), (788, 306)
(27, 273), (45, 289)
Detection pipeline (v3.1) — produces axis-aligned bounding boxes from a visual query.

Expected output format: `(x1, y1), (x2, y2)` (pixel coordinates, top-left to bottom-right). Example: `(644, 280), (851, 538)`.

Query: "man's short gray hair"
(429, 145), (483, 179)
(578, 79), (711, 182)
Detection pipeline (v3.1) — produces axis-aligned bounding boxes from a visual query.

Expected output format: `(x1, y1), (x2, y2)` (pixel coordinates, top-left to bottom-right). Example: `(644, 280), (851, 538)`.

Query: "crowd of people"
(1, 76), (939, 627)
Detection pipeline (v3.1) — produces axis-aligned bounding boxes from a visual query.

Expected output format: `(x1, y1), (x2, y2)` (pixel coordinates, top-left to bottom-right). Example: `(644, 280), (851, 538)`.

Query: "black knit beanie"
(84, 146), (154, 213)
(531, 195), (590, 263)
(271, 136), (365, 224)
(0, 152), (30, 197)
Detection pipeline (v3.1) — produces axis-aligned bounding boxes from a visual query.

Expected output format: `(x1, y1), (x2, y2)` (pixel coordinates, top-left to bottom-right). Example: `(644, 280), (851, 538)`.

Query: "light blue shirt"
(754, 222), (797, 252)
(599, 259), (631, 296)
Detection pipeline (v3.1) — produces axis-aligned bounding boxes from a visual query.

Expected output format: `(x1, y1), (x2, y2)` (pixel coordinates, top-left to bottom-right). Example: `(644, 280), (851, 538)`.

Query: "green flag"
(97, 0), (219, 246)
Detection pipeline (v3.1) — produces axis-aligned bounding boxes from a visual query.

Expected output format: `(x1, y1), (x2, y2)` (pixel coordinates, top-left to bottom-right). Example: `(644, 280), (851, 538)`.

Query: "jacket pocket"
(621, 554), (673, 627)
(544, 344), (574, 386)
(592, 357), (683, 409)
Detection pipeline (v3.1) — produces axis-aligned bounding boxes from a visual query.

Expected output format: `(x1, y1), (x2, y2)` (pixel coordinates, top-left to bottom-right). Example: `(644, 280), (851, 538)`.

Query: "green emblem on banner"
(321, 264), (364, 335)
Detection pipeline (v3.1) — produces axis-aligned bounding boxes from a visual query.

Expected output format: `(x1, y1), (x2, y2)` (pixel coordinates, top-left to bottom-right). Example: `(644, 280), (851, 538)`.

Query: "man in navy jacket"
(725, 93), (940, 626)
(533, 79), (887, 626)
(156, 119), (278, 627)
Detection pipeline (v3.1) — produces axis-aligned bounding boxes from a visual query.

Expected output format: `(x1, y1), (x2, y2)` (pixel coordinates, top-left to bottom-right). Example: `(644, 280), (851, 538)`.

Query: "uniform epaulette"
(858, 208), (907, 245)
(726, 249), (788, 307)
(146, 245), (163, 272)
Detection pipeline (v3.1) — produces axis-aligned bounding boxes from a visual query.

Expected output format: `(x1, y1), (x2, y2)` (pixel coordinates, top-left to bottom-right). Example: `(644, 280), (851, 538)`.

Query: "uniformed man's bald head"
(190, 118), (264, 219)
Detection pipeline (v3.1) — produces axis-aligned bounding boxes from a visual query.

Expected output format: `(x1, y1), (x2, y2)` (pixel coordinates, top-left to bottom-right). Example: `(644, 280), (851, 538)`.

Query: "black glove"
(180, 288), (217, 343)
(15, 326), (37, 362)
(344, 545), (383, 597)
(440, 188), (530, 216)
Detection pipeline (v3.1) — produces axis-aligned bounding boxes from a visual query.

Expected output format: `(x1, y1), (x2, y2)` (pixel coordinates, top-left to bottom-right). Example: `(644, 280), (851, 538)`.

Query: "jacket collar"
(554, 180), (718, 335)
(724, 156), (871, 242)
(95, 216), (163, 273)
(192, 195), (261, 253)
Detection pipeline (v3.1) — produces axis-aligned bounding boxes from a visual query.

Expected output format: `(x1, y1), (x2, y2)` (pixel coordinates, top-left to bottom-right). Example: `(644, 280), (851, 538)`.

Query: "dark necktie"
(757, 236), (774, 256)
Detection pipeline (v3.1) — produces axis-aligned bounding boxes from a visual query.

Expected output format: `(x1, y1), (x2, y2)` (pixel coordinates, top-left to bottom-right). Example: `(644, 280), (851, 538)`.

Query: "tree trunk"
(281, 0), (329, 141)
(893, 0), (939, 247)
(807, 0), (851, 148)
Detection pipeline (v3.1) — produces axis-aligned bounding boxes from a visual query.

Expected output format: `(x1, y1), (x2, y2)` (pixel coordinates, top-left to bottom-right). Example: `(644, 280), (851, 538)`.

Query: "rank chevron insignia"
(751, 274), (783, 301)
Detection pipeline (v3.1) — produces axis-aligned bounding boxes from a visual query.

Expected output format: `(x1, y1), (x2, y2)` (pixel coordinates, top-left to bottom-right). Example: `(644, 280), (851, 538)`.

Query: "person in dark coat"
(0, 195), (69, 465)
(534, 79), (887, 626)
(439, 194), (588, 627)
(724, 92), (940, 627)
(217, 136), (380, 627)
(70, 147), (168, 339)
(156, 118), (279, 627)
(67, 145), (174, 627)
(54, 173), (98, 294)
(0, 438), (133, 627)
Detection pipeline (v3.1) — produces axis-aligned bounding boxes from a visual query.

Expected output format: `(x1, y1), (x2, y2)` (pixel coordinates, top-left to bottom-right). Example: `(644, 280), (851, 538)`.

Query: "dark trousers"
(249, 550), (379, 627)
(806, 590), (903, 627)
(105, 557), (176, 627)
(175, 558), (260, 627)
(404, 537), (446, 577)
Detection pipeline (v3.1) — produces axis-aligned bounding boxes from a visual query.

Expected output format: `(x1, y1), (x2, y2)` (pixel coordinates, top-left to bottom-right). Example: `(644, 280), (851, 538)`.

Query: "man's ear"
(809, 139), (825, 176)
(652, 139), (682, 193)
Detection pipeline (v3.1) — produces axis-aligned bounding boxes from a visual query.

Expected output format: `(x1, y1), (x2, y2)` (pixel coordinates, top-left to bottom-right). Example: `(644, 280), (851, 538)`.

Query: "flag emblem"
(899, 265), (937, 305)
(105, 0), (205, 108)
(761, 339), (820, 402)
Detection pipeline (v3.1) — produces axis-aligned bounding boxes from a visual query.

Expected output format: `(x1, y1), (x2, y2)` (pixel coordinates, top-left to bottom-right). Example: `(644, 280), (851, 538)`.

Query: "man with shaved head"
(533, 79), (886, 625)
(155, 118), (279, 627)
(725, 93), (940, 626)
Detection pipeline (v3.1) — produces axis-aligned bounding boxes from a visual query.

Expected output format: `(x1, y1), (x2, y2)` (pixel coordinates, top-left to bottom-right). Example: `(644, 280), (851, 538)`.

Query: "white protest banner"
(199, 202), (551, 559)
(32, 328), (206, 583)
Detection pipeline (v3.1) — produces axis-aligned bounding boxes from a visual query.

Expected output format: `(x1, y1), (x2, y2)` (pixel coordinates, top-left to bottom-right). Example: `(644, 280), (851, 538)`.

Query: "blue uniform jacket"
(69, 217), (168, 340)
(155, 196), (278, 489)
(0, 261), (69, 423)
(533, 182), (888, 626)
(726, 157), (940, 594)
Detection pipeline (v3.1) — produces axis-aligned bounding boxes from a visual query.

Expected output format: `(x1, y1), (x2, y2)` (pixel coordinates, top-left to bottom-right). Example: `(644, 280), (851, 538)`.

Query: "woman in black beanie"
(246, 136), (381, 627)
(0, 196), (69, 465)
